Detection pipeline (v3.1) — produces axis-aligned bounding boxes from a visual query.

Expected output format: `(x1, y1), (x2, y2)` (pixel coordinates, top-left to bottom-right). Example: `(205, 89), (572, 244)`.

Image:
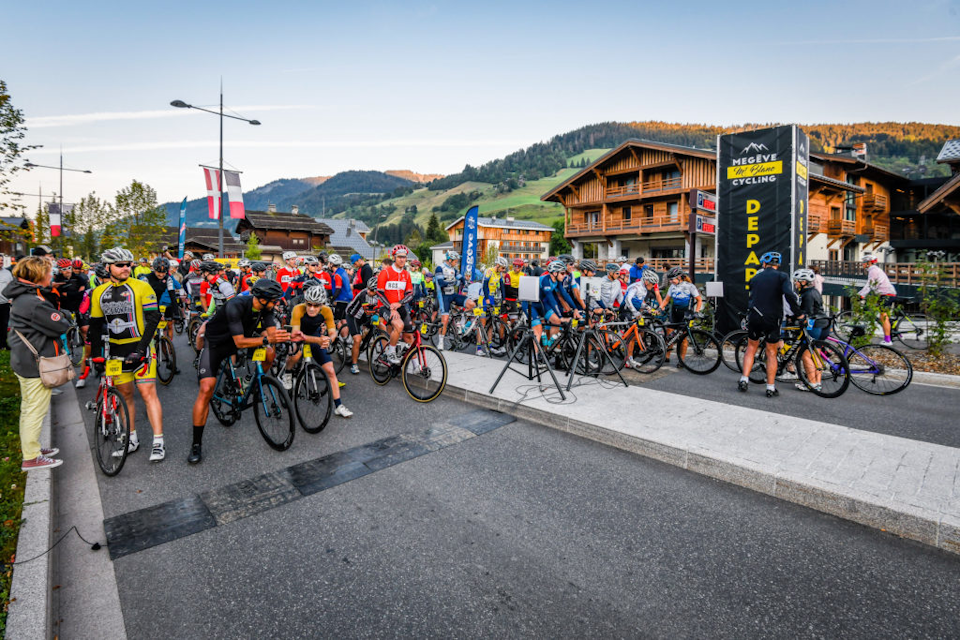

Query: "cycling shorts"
(670, 306), (689, 325)
(333, 300), (349, 322)
(522, 301), (555, 327)
(878, 295), (896, 309)
(747, 309), (782, 344)
(437, 292), (466, 315)
(114, 348), (157, 385)
(346, 314), (373, 337)
(304, 344), (332, 366)
(197, 342), (237, 381)
(387, 305), (414, 333)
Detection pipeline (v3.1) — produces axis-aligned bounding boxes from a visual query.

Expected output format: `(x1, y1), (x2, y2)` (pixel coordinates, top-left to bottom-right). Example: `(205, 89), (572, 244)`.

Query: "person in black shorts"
(188, 279), (290, 464)
(344, 276), (383, 374)
(738, 252), (804, 397)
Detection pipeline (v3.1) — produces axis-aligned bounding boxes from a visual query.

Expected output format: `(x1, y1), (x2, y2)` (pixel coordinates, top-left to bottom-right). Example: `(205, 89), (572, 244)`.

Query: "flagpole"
(218, 79), (224, 258)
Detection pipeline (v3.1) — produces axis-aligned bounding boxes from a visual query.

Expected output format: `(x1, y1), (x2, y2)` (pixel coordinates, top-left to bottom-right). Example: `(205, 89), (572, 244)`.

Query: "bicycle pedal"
(84, 401), (96, 411)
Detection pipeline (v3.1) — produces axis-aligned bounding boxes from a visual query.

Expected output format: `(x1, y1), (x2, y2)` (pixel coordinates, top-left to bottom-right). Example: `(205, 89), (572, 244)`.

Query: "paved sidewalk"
(440, 351), (960, 555)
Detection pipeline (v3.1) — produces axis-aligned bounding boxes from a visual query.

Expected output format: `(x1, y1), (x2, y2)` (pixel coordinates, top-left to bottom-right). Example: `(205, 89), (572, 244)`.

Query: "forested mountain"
(429, 121), (960, 190)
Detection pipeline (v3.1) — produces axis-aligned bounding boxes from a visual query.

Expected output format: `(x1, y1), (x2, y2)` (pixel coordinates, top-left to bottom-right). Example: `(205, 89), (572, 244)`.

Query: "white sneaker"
(436, 340), (445, 352)
(149, 441), (165, 462)
(335, 404), (354, 418)
(112, 435), (139, 458)
(625, 357), (638, 369)
(75, 377), (87, 389)
(795, 383), (822, 393)
(780, 371), (798, 381)
(350, 364), (360, 375)
(281, 372), (293, 390)
(386, 351), (402, 365)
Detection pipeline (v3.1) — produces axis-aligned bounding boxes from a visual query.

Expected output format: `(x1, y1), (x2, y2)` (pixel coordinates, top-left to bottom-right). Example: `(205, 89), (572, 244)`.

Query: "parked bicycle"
(369, 323), (447, 402)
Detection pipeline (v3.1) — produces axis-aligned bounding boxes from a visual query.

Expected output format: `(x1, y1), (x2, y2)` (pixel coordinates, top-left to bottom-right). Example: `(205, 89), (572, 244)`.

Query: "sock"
(192, 425), (204, 446)
(766, 384), (776, 391)
(154, 434), (164, 443)
(129, 430), (138, 444)
(334, 398), (342, 408)
(739, 376), (748, 383)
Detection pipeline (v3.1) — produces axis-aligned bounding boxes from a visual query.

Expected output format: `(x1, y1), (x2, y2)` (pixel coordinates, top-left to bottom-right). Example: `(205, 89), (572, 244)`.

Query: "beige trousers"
(16, 374), (52, 461)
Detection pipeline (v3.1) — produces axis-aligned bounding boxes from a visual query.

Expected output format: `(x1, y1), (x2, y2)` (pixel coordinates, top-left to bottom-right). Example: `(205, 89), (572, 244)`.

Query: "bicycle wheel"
(735, 339), (769, 384)
(895, 313), (930, 350)
(796, 340), (850, 398)
(330, 337), (348, 374)
(294, 362), (333, 433)
(94, 387), (131, 477)
(68, 327), (85, 366)
(587, 330), (623, 375)
(210, 364), (239, 427)
(833, 310), (858, 343)
(487, 317), (510, 357)
(253, 376), (295, 451)
(678, 329), (722, 374)
(368, 336), (393, 385)
(847, 343), (913, 395)
(174, 317), (185, 335)
(402, 344), (447, 402)
(189, 318), (203, 353)
(630, 328), (667, 374)
(719, 330), (748, 373)
(156, 337), (177, 385)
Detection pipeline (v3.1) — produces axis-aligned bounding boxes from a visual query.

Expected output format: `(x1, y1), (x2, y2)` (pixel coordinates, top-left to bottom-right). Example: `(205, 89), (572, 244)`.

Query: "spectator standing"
(811, 264), (824, 294)
(0, 255), (12, 349)
(628, 257), (646, 284)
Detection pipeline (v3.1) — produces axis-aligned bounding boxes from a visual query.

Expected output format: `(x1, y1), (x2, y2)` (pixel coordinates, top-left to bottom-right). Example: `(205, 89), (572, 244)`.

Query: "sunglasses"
(113, 262), (132, 268)
(305, 302), (322, 308)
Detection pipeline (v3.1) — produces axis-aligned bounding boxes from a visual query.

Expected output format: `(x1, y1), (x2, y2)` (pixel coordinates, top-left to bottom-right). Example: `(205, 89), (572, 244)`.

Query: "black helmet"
(251, 261), (267, 273)
(666, 266), (684, 280)
(152, 256), (170, 272)
(250, 278), (284, 301)
(200, 260), (221, 274)
(94, 263), (109, 280)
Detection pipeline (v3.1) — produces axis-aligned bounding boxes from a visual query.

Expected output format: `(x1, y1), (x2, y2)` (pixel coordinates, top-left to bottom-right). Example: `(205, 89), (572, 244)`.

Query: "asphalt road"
(75, 336), (960, 638)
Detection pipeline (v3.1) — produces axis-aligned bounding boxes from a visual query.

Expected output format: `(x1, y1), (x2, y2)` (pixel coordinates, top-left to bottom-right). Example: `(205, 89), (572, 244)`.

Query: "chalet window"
(667, 202), (679, 221)
(586, 211), (600, 225)
(845, 176), (857, 222)
(645, 205), (654, 220)
(623, 206), (632, 221)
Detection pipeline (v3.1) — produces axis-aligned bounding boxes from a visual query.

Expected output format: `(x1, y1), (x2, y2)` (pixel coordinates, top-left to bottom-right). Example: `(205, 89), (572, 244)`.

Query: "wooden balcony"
(827, 219), (856, 236)
(862, 194), (888, 212)
(567, 215), (683, 237)
(500, 241), (544, 254)
(641, 176), (683, 194)
(605, 184), (640, 198)
(811, 260), (960, 288)
(861, 220), (890, 241)
(648, 258), (716, 273)
(640, 214), (685, 233)
(604, 218), (643, 233)
(566, 221), (604, 236)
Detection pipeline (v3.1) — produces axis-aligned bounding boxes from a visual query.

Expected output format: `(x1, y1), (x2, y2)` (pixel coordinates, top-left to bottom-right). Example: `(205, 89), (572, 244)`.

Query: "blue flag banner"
(178, 197), (187, 259)
(461, 205), (479, 282)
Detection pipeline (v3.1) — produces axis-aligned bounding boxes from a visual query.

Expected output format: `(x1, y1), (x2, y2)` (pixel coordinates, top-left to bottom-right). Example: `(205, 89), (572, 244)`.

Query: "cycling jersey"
(591, 276), (624, 311)
(667, 282), (700, 309)
(333, 267), (353, 302)
(275, 266), (301, 292)
(483, 268), (502, 304)
(377, 265), (413, 306)
(859, 264), (897, 297)
(345, 290), (382, 319)
(411, 270), (425, 300)
(204, 295), (275, 351)
(561, 273), (582, 310)
(183, 272), (204, 300)
(285, 273), (326, 302)
(352, 263), (374, 295)
(145, 272), (183, 307)
(89, 277), (160, 359)
(290, 302), (335, 336)
(624, 281), (652, 314)
(503, 270), (522, 301)
(54, 272), (87, 314)
(748, 267), (801, 320)
(435, 264), (461, 296)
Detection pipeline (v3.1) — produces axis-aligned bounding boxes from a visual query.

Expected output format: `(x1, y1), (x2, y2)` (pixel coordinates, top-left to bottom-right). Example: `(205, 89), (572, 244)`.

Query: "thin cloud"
(907, 53), (960, 85)
(28, 139), (525, 154)
(27, 105), (314, 128)
(770, 35), (960, 45)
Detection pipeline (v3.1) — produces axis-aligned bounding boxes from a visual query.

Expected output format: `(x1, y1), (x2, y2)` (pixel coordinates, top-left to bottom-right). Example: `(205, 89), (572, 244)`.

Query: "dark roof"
(936, 139), (960, 165)
(810, 173), (865, 193)
(158, 226), (245, 252)
(445, 216), (554, 232)
(238, 210), (335, 236)
(0, 216), (29, 229)
(809, 152), (909, 184)
(917, 171), (960, 213)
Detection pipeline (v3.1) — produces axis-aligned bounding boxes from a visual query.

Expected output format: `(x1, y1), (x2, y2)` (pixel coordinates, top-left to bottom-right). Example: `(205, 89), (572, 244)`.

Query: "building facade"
(234, 205), (334, 262)
(445, 215), (553, 262)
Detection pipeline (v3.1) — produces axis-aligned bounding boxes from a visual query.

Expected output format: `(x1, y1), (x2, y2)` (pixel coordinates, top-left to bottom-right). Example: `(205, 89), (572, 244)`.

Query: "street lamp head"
(24, 162), (36, 168)
(249, 120), (261, 126)
(83, 170), (92, 174)
(170, 100), (189, 108)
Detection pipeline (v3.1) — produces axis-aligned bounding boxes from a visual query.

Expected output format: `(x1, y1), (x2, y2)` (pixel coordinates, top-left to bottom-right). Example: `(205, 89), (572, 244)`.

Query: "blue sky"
(4, 0), (959, 209)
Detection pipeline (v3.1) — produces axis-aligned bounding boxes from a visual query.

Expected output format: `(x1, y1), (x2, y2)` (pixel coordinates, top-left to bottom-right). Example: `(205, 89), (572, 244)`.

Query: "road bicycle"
(828, 322), (912, 395)
(369, 319), (447, 402)
(291, 342), (334, 434)
(835, 297), (930, 350)
(646, 311), (722, 375)
(209, 346), (296, 450)
(596, 312), (667, 374)
(154, 305), (177, 385)
(65, 313), (86, 367)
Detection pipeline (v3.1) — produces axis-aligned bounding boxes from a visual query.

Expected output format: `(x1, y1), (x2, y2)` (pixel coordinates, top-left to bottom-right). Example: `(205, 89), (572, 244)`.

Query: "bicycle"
(208, 345), (296, 450)
(597, 312), (667, 374)
(836, 297), (930, 350)
(736, 323), (851, 398)
(828, 322), (913, 395)
(154, 305), (177, 385)
(292, 342), (334, 433)
(646, 311), (722, 375)
(65, 313), (86, 367)
(369, 318), (447, 402)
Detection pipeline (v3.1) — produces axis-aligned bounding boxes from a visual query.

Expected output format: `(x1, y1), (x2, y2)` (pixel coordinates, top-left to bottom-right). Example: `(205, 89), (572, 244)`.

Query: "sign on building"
(714, 125), (809, 333)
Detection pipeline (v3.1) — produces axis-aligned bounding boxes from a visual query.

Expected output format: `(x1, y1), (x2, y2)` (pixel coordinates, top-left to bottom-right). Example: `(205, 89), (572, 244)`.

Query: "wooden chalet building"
(0, 216), (31, 256)
(234, 205), (334, 262)
(445, 215), (553, 262)
(156, 226), (246, 258)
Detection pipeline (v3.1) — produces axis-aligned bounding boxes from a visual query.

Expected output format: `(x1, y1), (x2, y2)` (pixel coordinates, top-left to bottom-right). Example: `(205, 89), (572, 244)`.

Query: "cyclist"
(328, 254), (353, 322)
(434, 250), (475, 351)
(625, 268), (663, 315)
(502, 258), (525, 315)
(590, 263), (625, 316)
(133, 257), (152, 279)
(858, 251), (897, 344)
(350, 253), (374, 295)
(738, 252), (804, 397)
(345, 276), (384, 374)
(54, 258), (87, 319)
(377, 245), (415, 364)
(76, 262), (110, 389)
(89, 248), (165, 462)
(190, 278), (290, 464)
(660, 267), (703, 366)
(275, 251), (301, 292)
(524, 259), (581, 347)
(237, 258), (253, 293)
(559, 257), (585, 313)
(410, 259), (426, 302)
(286, 285), (353, 417)
(144, 257), (183, 344)
(286, 256), (324, 304)
(793, 268), (825, 393)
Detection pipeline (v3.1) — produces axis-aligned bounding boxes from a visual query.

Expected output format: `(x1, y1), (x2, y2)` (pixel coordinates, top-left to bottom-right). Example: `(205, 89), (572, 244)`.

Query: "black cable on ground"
(4, 525), (103, 569)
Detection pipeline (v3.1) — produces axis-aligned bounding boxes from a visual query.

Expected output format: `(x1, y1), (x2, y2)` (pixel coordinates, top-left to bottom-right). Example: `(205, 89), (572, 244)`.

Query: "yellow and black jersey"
(503, 270), (523, 299)
(90, 278), (159, 347)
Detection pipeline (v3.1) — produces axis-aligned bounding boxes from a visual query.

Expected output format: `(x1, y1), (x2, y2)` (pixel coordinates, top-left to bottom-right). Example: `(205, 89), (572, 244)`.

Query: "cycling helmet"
(57, 258), (72, 269)
(238, 258), (251, 269)
(152, 257), (170, 272)
(169, 259), (179, 269)
(793, 268), (816, 283)
(759, 251), (781, 265)
(861, 252), (878, 264)
(618, 255), (628, 262)
(411, 259), (422, 268)
(558, 254), (574, 265)
(250, 278), (284, 301)
(317, 251), (328, 260)
(390, 244), (409, 258)
(512, 258), (524, 267)
(252, 261), (267, 273)
(190, 259), (202, 270)
(200, 260), (221, 274)
(184, 251), (195, 259)
(643, 269), (660, 284)
(366, 276), (379, 291)
(101, 247), (134, 264)
(282, 251), (298, 261)
(94, 263), (109, 280)
(495, 256), (509, 269)
(303, 285), (328, 305)
(547, 260), (566, 274)
(604, 263), (619, 274)
(303, 256), (319, 266)
(666, 266), (684, 280)
(579, 259), (597, 273)
(445, 250), (460, 262)
(72, 258), (83, 269)
(328, 254), (343, 266)
(202, 253), (215, 261)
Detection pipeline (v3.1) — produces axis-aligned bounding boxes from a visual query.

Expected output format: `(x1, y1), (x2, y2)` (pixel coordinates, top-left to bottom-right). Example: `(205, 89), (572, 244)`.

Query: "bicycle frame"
(212, 357), (275, 415)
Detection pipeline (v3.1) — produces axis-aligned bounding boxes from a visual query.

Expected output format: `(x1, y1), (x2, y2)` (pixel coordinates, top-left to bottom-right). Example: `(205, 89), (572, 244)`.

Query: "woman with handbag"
(3, 257), (73, 470)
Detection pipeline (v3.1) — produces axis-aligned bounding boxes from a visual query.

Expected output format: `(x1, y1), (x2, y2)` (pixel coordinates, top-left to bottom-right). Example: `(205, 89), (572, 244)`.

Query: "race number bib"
(252, 348), (267, 362)
(473, 307), (483, 316)
(106, 359), (123, 376)
(302, 345), (312, 359)
(157, 320), (168, 329)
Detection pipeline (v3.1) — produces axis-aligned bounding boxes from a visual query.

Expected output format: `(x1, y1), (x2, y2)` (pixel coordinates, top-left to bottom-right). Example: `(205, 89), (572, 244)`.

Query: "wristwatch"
(262, 335), (269, 346)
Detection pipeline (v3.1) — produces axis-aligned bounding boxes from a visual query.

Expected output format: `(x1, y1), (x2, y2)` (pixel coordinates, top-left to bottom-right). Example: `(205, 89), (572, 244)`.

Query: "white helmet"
(303, 284), (328, 305)
(202, 253), (215, 261)
(101, 247), (134, 264)
(793, 268), (816, 283)
(169, 259), (179, 268)
(282, 251), (298, 261)
(495, 256), (508, 269)
(238, 258), (251, 268)
(328, 254), (343, 266)
(445, 250), (460, 262)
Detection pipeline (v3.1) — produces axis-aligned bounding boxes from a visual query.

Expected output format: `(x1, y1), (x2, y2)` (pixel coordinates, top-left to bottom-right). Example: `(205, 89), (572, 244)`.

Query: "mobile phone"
(283, 324), (294, 332)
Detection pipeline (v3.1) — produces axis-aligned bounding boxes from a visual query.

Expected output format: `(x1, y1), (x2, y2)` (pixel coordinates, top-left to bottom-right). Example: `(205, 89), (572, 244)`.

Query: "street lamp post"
(24, 155), (92, 254)
(171, 88), (260, 257)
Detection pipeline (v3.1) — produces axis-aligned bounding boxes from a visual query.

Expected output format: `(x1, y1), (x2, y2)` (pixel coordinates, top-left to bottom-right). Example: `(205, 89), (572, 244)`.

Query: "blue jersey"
(539, 273), (575, 315)
(561, 273), (582, 310)
(435, 264), (461, 295)
(334, 267), (353, 302)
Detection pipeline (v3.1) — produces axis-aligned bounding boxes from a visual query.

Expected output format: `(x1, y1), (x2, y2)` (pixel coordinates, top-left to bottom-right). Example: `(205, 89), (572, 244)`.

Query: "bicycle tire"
(368, 336), (393, 385)
(330, 337), (348, 375)
(894, 313), (930, 350)
(253, 376), (295, 451)
(735, 339), (769, 384)
(210, 364), (238, 427)
(68, 326), (85, 366)
(630, 328), (667, 374)
(189, 318), (203, 353)
(294, 362), (333, 433)
(796, 341), (850, 398)
(402, 344), (447, 402)
(157, 337), (176, 385)
(847, 343), (913, 396)
(174, 318), (185, 335)
(719, 330), (748, 373)
(678, 328), (722, 375)
(94, 387), (131, 477)
(834, 310), (858, 343)
(587, 329), (623, 375)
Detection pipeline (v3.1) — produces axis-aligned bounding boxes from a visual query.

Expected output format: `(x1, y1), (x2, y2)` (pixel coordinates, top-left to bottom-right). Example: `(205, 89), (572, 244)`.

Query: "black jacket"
(3, 279), (73, 378)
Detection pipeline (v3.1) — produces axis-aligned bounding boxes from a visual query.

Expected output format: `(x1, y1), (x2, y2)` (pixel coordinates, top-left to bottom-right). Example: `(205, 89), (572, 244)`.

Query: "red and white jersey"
(275, 266), (300, 292)
(377, 265), (413, 305)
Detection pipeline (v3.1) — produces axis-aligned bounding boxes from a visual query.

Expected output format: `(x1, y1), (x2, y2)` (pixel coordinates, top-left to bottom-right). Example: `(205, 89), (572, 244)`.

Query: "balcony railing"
(811, 260), (960, 288)
(862, 194), (888, 212)
(647, 258), (716, 273)
(567, 221), (603, 236)
(605, 183), (640, 198)
(827, 219), (856, 236)
(641, 176), (683, 193)
(807, 213), (824, 233)
(567, 215), (684, 236)
(863, 221), (890, 240)
(500, 242), (544, 253)
(640, 214), (685, 233)
(604, 218), (643, 232)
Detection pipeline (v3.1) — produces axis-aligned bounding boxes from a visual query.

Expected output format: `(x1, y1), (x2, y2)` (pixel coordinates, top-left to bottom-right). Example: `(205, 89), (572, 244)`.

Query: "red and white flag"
(224, 170), (245, 219)
(49, 202), (62, 237)
(202, 167), (221, 220)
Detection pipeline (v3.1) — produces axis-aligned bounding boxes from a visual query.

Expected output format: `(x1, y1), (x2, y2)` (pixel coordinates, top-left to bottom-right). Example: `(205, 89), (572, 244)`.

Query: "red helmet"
(190, 259), (202, 270)
(390, 244), (410, 258)
(512, 258), (524, 267)
(410, 259), (422, 268)
(72, 258), (83, 269)
(57, 258), (72, 269)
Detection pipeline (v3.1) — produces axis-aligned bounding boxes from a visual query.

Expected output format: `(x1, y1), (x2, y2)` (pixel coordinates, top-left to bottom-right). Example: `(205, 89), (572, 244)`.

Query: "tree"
(405, 226), (423, 250)
(68, 192), (110, 260)
(550, 219), (570, 255)
(245, 233), (262, 260)
(0, 80), (37, 210)
(482, 244), (499, 268)
(113, 180), (166, 257)
(31, 203), (49, 248)
(425, 212), (447, 245)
